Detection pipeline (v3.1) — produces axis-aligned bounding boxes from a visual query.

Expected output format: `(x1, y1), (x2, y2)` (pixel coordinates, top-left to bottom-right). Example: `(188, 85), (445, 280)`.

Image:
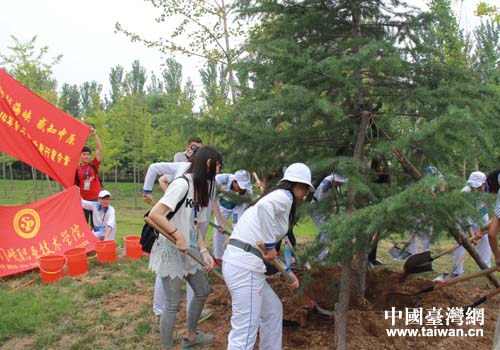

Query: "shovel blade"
(433, 273), (449, 282)
(303, 305), (335, 318)
(404, 251), (433, 274)
(389, 245), (412, 260)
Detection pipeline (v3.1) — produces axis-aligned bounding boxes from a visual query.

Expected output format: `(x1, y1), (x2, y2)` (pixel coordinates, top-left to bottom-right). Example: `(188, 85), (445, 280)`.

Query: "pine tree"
(229, 0), (500, 347)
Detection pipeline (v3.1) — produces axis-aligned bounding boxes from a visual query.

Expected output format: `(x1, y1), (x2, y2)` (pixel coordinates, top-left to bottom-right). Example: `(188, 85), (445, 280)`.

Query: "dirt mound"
(195, 267), (498, 349)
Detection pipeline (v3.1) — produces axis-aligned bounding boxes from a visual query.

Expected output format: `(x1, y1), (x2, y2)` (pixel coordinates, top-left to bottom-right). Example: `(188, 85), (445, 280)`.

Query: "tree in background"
(115, 0), (244, 104)
(0, 35), (61, 103)
(0, 35), (63, 199)
(59, 83), (81, 118)
(199, 60), (230, 113)
(108, 65), (125, 107)
(476, 1), (499, 23)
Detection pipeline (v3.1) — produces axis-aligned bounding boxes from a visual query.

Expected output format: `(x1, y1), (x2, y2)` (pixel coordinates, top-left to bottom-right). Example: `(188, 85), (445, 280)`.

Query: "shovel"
(256, 241), (334, 318)
(209, 221), (231, 236)
(465, 286), (500, 309)
(390, 266), (500, 297)
(403, 243), (462, 274)
(433, 251), (466, 282)
(388, 232), (417, 260)
(145, 217), (224, 282)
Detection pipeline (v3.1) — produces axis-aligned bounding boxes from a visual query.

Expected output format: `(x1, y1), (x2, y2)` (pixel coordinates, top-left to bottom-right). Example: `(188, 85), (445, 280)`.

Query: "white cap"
(467, 171), (486, 188)
(234, 170), (252, 190)
(98, 190), (111, 198)
(280, 163), (315, 192)
(333, 173), (348, 184)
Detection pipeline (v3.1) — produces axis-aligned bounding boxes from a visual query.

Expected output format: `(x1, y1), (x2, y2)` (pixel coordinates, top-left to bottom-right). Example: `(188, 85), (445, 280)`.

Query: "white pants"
(451, 234), (491, 275)
(213, 206), (241, 260)
(223, 261), (282, 350)
(407, 231), (431, 255)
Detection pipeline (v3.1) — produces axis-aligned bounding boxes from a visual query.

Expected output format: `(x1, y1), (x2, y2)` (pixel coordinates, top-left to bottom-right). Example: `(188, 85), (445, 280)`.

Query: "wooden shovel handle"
(256, 241), (296, 284)
(145, 217), (224, 282)
(467, 286), (500, 309)
(252, 172), (265, 192)
(431, 243), (462, 260)
(432, 234), (481, 261)
(252, 172), (262, 185)
(435, 266), (500, 290)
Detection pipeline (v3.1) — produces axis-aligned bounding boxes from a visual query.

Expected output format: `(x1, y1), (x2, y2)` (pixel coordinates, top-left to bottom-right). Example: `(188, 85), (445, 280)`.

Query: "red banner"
(0, 186), (99, 277)
(0, 68), (90, 188)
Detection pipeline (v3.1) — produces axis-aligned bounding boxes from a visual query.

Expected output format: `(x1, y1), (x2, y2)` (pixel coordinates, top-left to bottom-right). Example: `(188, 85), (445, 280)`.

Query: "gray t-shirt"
(173, 151), (188, 162)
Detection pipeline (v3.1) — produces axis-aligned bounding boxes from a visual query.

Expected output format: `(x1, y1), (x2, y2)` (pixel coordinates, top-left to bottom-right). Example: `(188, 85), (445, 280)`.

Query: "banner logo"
(13, 209), (40, 239)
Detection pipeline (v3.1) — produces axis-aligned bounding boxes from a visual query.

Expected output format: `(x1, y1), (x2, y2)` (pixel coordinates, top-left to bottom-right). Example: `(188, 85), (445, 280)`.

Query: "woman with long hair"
(148, 146), (223, 350)
(222, 163), (315, 350)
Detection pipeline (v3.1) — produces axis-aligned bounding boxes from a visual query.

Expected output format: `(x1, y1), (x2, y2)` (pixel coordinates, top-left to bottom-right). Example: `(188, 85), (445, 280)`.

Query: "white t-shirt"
(149, 174), (208, 278)
(223, 189), (293, 273)
(81, 200), (117, 240)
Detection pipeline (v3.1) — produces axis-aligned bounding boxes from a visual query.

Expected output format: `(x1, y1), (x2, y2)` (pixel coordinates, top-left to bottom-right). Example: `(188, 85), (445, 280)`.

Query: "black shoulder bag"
(140, 175), (189, 253)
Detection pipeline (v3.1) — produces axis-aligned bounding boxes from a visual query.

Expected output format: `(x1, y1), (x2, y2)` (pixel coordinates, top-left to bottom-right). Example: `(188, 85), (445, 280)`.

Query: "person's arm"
(149, 202), (187, 252)
(81, 199), (95, 211)
(91, 128), (103, 162)
(158, 175), (170, 192)
(197, 228), (214, 270)
(212, 200), (227, 232)
(489, 215), (500, 264)
(148, 180), (189, 252)
(142, 163), (176, 205)
(103, 207), (116, 241)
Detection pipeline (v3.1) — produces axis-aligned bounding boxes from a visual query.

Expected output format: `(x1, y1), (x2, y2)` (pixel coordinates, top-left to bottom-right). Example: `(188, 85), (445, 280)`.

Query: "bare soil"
(191, 266), (498, 349)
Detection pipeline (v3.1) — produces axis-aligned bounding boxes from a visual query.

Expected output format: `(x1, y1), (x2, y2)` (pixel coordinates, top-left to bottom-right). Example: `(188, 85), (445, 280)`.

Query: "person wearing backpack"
(222, 163), (314, 350)
(148, 147), (223, 350)
(75, 128), (103, 228)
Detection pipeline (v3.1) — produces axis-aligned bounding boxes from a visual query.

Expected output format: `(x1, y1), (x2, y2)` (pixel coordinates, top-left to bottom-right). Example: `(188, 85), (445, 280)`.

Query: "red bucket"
(38, 255), (66, 283)
(124, 236), (143, 259)
(64, 248), (88, 276)
(96, 240), (117, 263)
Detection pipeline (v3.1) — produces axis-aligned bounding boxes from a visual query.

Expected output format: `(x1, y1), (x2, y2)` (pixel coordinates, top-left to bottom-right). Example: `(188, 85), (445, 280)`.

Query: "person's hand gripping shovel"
(256, 241), (334, 318)
(145, 217), (224, 282)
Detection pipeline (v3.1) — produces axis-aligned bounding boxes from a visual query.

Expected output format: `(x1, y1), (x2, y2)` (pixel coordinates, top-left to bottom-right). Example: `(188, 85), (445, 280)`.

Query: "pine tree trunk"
(350, 111), (370, 304)
(335, 259), (352, 350)
(351, 251), (368, 304)
(449, 226), (500, 287)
